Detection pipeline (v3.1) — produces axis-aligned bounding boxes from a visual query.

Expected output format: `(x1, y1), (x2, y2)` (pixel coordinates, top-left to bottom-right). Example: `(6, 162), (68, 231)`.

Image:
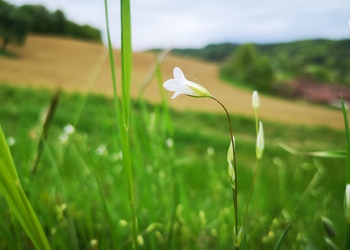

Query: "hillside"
(170, 39), (350, 86)
(0, 35), (345, 129)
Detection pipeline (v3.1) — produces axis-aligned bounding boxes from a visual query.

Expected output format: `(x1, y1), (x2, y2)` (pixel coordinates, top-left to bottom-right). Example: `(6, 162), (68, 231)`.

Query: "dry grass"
(0, 35), (344, 129)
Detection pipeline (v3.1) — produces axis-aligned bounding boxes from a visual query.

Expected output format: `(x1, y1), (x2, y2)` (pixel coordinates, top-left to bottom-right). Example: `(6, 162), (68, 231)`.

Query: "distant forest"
(166, 39), (350, 86)
(0, 0), (101, 50)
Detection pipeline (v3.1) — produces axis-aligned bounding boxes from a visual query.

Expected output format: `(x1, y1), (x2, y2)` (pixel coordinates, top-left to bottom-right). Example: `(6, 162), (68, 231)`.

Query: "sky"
(8, 0), (350, 51)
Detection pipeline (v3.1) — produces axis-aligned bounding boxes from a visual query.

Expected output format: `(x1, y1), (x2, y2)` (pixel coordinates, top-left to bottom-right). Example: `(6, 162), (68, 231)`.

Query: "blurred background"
(1, 0), (350, 249)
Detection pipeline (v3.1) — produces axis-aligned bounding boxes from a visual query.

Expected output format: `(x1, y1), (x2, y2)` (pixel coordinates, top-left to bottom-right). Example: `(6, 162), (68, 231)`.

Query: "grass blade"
(341, 98), (350, 249)
(0, 125), (51, 249)
(273, 222), (292, 250)
(342, 98), (350, 183)
(279, 142), (345, 159)
(121, 0), (132, 126)
(104, 0), (138, 248)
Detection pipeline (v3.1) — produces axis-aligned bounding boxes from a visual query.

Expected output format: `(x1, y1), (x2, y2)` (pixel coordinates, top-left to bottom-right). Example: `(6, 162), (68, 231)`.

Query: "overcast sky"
(8, 0), (350, 51)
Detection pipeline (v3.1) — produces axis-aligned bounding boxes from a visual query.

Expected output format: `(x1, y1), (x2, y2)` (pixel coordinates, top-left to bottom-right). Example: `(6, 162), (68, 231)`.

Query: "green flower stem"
(254, 110), (258, 135)
(242, 160), (260, 228)
(210, 96), (238, 241)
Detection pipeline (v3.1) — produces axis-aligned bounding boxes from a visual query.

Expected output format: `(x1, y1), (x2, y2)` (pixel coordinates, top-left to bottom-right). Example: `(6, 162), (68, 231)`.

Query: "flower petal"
(163, 79), (181, 91)
(171, 92), (182, 99)
(173, 67), (187, 83)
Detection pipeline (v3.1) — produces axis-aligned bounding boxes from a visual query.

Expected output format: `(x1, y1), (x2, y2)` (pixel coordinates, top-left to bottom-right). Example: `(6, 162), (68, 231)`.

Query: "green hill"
(168, 39), (350, 85)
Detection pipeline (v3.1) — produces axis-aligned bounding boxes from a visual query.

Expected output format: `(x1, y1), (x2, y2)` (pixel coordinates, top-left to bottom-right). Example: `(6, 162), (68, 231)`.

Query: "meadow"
(0, 81), (347, 249)
(0, 1), (349, 249)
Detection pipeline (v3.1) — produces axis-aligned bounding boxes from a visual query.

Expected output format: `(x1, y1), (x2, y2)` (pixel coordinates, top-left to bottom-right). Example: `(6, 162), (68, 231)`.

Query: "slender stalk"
(254, 110), (258, 134)
(210, 96), (238, 242)
(104, 0), (138, 248)
(242, 160), (260, 227)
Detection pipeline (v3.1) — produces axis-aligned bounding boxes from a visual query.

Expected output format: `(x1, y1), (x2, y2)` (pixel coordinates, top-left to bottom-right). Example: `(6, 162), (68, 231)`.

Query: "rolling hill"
(0, 35), (345, 129)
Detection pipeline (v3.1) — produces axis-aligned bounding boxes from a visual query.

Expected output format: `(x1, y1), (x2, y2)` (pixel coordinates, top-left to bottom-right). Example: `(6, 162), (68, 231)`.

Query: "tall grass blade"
(120, 1), (139, 249)
(0, 125), (51, 249)
(32, 90), (61, 175)
(342, 98), (350, 183)
(279, 142), (345, 159)
(104, 0), (138, 249)
(273, 222), (292, 250)
(341, 98), (350, 249)
(121, 0), (132, 126)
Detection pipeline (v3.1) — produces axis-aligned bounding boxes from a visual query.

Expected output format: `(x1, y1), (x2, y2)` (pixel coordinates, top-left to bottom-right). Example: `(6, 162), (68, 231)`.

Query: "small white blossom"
(207, 147), (215, 157)
(252, 91), (260, 110)
(63, 124), (75, 134)
(165, 138), (174, 148)
(95, 144), (107, 155)
(163, 67), (212, 99)
(6, 137), (16, 146)
(256, 121), (265, 159)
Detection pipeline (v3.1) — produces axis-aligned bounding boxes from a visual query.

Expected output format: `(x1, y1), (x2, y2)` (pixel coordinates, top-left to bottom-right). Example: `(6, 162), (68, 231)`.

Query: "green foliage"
(19, 4), (102, 42)
(173, 39), (350, 86)
(0, 83), (347, 249)
(169, 43), (240, 62)
(0, 125), (50, 249)
(0, 0), (102, 50)
(0, 0), (32, 50)
(221, 43), (275, 91)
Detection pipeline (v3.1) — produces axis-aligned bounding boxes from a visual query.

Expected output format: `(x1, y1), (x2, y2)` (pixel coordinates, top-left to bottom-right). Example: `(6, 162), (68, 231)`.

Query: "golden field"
(0, 35), (345, 129)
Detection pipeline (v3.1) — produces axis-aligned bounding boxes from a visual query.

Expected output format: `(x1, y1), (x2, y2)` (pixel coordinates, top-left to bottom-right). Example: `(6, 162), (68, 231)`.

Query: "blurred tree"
(221, 43), (275, 91)
(0, 0), (32, 51)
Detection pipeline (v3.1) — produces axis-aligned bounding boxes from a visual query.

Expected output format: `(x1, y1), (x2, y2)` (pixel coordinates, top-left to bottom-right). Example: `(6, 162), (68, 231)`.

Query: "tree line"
(169, 39), (350, 90)
(0, 0), (101, 51)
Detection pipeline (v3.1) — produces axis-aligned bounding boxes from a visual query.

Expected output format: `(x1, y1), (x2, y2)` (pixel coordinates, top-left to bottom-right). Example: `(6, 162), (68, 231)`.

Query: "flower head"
(163, 67), (212, 99)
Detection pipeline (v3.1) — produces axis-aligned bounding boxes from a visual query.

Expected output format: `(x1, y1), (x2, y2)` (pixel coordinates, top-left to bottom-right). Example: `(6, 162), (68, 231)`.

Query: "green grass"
(0, 83), (347, 249)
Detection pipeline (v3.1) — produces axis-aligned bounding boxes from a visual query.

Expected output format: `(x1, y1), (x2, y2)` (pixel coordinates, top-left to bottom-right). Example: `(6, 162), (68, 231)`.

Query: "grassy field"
(0, 82), (346, 249)
(0, 35), (345, 130)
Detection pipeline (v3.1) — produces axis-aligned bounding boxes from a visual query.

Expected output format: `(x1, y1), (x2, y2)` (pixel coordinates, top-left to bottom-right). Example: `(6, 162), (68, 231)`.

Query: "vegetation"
(0, 0), (101, 52)
(0, 0), (32, 50)
(220, 43), (275, 92)
(0, 1), (349, 249)
(170, 39), (350, 87)
(0, 81), (347, 249)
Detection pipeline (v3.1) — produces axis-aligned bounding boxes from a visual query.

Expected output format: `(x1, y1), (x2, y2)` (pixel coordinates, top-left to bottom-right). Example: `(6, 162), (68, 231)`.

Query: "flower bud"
(227, 137), (235, 189)
(252, 91), (260, 110)
(256, 121), (264, 159)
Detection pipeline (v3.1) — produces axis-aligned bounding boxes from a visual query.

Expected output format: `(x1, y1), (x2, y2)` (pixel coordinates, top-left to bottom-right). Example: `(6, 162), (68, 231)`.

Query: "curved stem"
(210, 96), (238, 238)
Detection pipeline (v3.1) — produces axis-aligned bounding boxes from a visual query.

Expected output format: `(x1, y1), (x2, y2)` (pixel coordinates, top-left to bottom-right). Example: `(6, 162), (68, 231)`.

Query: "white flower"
(165, 138), (173, 148)
(63, 124), (75, 134)
(6, 137), (16, 146)
(95, 144), (107, 155)
(256, 121), (265, 159)
(163, 67), (212, 99)
(252, 91), (260, 110)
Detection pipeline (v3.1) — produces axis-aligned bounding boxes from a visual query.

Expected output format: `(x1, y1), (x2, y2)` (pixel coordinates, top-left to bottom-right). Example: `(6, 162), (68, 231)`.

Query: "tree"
(0, 0), (32, 51)
(221, 43), (275, 91)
